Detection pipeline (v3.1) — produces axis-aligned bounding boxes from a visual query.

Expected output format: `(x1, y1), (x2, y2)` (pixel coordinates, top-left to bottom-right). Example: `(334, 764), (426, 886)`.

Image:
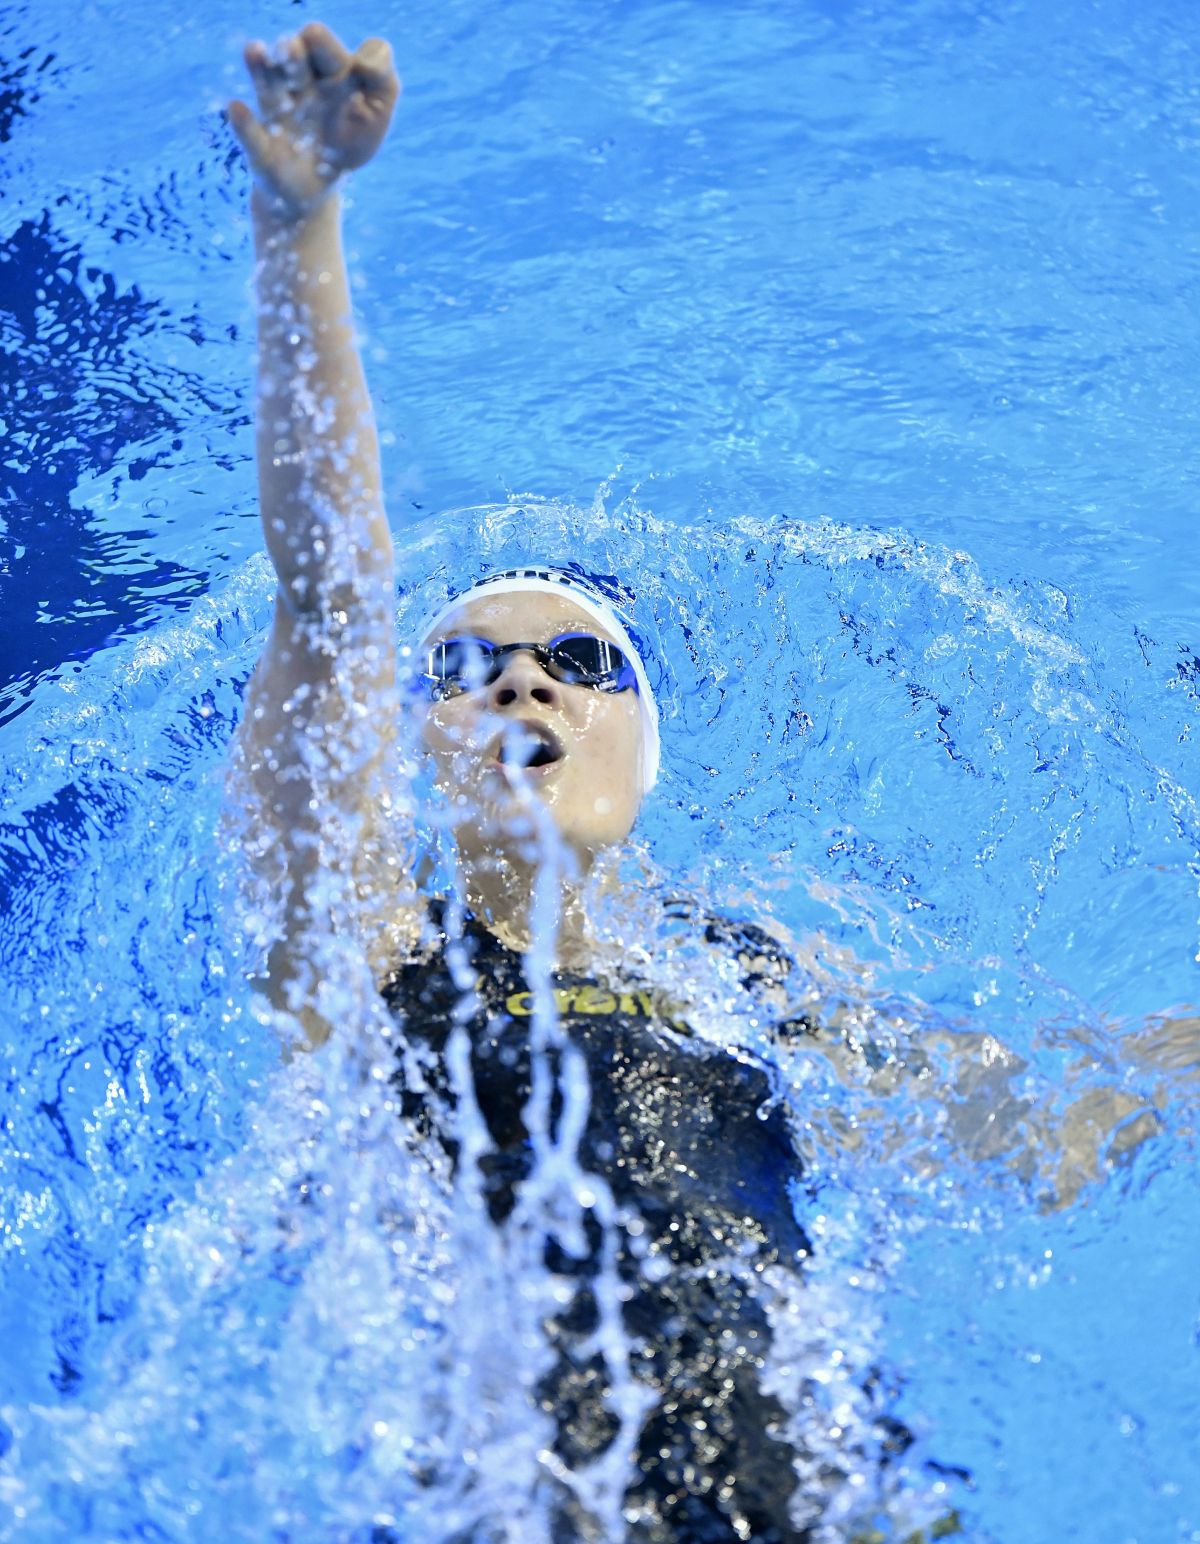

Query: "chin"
(451, 801), (632, 874)
(436, 764), (637, 859)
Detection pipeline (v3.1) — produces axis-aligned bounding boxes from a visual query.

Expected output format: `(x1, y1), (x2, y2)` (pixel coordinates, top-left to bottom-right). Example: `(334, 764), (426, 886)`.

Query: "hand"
(228, 22), (400, 221)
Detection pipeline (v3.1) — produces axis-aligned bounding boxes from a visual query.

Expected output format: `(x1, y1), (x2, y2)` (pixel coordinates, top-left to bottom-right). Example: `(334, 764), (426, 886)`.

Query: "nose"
(487, 650), (562, 709)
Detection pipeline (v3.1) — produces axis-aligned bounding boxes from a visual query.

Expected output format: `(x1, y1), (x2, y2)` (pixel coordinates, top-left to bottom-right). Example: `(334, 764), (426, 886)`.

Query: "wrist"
(251, 183), (341, 244)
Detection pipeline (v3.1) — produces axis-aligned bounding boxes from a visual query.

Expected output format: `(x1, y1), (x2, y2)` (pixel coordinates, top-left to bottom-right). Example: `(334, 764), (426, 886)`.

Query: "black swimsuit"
(382, 904), (819, 1543)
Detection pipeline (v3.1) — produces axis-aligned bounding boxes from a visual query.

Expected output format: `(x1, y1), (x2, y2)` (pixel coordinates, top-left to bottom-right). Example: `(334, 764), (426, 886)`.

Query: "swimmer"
(225, 23), (1197, 1542)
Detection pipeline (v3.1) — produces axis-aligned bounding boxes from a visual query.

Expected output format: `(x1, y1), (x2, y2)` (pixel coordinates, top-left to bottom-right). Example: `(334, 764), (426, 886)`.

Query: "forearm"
(253, 188), (393, 617)
(234, 186), (399, 843)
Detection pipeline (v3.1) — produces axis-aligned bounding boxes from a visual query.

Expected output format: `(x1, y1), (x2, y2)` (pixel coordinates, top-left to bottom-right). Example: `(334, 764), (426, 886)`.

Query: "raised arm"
(226, 24), (401, 1041)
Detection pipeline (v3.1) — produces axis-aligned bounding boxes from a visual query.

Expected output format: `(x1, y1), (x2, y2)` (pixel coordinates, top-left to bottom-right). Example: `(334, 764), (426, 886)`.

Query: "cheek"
(419, 707), (453, 754)
(419, 704), (484, 787)
(577, 701), (643, 811)
(421, 700), (478, 754)
(614, 719), (643, 799)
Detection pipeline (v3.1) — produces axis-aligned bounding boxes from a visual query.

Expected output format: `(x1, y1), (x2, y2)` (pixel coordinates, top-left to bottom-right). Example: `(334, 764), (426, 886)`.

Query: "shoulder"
(369, 902), (429, 980)
(661, 897), (821, 1043)
(658, 901), (933, 1094)
(373, 896), (465, 997)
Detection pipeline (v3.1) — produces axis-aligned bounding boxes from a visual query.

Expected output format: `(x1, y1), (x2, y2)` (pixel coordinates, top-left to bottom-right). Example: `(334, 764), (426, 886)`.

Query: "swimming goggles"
(422, 631), (639, 700)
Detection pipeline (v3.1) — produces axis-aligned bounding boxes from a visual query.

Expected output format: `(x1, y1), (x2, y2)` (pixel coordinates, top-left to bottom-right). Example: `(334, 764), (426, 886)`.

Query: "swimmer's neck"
(458, 845), (605, 962)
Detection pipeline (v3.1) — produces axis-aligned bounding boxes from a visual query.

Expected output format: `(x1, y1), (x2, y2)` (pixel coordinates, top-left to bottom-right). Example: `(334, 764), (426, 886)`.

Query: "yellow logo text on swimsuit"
(502, 983), (688, 1031)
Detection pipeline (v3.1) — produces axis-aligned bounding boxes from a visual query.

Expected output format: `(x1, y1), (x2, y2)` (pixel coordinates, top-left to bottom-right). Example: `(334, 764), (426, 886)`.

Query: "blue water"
(2, 0), (1199, 1539)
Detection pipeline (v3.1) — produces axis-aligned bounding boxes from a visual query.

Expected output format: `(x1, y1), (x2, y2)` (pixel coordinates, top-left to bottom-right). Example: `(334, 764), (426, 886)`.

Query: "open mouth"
(494, 720), (564, 773)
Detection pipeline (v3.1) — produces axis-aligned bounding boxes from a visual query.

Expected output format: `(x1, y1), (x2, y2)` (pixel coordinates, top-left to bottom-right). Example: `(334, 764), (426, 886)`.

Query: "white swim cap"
(416, 565), (661, 792)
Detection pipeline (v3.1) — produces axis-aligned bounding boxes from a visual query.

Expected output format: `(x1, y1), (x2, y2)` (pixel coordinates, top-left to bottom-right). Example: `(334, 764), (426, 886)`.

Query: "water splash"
(1, 498), (1195, 1539)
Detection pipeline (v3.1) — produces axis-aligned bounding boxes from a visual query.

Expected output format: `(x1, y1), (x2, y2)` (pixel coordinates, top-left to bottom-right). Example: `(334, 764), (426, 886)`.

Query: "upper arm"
(233, 587), (397, 833)
(227, 586), (417, 1044)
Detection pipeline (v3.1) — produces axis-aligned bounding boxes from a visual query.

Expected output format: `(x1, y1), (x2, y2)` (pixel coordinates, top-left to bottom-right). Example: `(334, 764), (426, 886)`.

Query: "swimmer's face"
(417, 591), (645, 864)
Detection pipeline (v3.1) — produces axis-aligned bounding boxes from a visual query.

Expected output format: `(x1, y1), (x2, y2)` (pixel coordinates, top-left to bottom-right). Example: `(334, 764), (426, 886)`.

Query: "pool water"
(2, 0), (1198, 1539)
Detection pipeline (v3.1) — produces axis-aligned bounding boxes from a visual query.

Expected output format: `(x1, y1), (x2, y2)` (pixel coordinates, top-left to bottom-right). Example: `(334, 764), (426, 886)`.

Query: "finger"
(243, 39), (291, 117)
(350, 37), (400, 102)
(243, 38), (273, 98)
(275, 32), (314, 92)
(226, 98), (272, 170)
(300, 21), (351, 80)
